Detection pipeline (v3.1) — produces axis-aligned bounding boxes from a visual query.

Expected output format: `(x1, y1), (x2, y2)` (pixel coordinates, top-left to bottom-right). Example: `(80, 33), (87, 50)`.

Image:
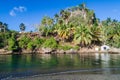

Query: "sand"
(10, 73), (120, 80)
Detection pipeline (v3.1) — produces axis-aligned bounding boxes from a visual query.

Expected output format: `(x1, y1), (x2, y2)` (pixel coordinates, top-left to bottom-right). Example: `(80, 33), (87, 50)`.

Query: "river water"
(0, 53), (120, 79)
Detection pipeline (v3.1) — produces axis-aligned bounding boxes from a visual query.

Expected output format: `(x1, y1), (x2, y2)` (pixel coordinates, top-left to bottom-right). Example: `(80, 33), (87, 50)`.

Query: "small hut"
(101, 45), (110, 51)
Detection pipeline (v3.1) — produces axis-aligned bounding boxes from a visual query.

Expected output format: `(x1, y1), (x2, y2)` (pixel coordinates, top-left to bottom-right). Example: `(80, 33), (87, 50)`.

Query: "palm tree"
(78, 3), (86, 10)
(73, 25), (93, 46)
(54, 14), (59, 22)
(90, 25), (102, 45)
(41, 16), (54, 27)
(19, 23), (26, 32)
(59, 10), (71, 24)
(39, 16), (54, 36)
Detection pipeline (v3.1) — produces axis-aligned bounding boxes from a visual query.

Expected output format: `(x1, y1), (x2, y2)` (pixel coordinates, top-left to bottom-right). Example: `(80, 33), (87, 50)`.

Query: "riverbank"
(0, 47), (120, 55)
(11, 73), (120, 80)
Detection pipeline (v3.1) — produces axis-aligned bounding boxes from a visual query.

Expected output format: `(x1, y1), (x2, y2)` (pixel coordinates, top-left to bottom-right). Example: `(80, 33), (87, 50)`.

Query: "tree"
(59, 10), (71, 24)
(73, 25), (93, 46)
(8, 38), (18, 51)
(3, 23), (9, 31)
(54, 14), (59, 22)
(19, 23), (26, 32)
(90, 25), (102, 45)
(0, 22), (8, 32)
(18, 35), (31, 49)
(39, 16), (54, 36)
(41, 16), (54, 27)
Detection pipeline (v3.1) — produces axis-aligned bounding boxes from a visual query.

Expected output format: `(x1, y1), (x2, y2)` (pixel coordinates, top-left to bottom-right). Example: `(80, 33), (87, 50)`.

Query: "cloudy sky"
(0, 0), (120, 31)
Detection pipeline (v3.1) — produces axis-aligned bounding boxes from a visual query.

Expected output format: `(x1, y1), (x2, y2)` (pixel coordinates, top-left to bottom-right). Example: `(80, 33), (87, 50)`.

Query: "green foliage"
(0, 21), (9, 32)
(8, 38), (18, 51)
(42, 37), (58, 49)
(18, 35), (31, 49)
(0, 32), (11, 48)
(58, 45), (79, 50)
(39, 16), (54, 36)
(58, 45), (73, 50)
(27, 41), (34, 50)
(33, 37), (45, 48)
(73, 25), (93, 46)
(73, 46), (80, 50)
(2, 3), (120, 51)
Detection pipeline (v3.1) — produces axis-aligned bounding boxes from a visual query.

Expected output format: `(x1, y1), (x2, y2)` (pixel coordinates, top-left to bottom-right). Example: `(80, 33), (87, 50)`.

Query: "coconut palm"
(54, 14), (59, 22)
(59, 10), (71, 24)
(73, 25), (93, 46)
(90, 25), (102, 45)
(41, 16), (54, 27)
(39, 16), (54, 36)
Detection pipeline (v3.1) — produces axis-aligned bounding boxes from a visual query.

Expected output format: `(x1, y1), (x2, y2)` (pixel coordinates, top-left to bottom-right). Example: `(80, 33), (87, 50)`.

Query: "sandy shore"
(11, 73), (120, 80)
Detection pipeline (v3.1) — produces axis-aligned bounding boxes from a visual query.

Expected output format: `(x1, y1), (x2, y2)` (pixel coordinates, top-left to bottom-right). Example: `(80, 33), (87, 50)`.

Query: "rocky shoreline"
(0, 47), (120, 55)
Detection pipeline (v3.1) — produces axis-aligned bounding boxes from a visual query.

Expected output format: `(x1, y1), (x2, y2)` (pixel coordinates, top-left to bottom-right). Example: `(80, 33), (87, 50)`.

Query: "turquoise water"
(0, 53), (120, 79)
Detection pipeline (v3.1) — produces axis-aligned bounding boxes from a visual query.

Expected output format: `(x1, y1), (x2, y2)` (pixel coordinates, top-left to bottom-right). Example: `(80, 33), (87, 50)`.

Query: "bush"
(27, 41), (34, 50)
(42, 37), (58, 49)
(18, 35), (31, 49)
(8, 38), (18, 51)
(33, 37), (45, 48)
(58, 45), (73, 50)
(73, 46), (79, 50)
(58, 45), (79, 50)
(0, 32), (11, 48)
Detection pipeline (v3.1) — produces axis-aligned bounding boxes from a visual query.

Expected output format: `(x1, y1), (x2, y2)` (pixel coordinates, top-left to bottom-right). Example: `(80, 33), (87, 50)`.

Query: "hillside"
(0, 3), (120, 54)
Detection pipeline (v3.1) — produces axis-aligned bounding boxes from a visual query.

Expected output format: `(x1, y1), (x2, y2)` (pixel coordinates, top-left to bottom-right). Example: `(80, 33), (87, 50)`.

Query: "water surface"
(0, 53), (120, 79)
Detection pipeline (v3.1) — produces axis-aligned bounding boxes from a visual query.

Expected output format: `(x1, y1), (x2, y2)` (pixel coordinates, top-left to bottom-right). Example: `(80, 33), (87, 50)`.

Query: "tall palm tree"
(78, 3), (86, 10)
(90, 25), (102, 45)
(60, 10), (71, 24)
(41, 16), (54, 27)
(40, 16), (54, 36)
(73, 25), (93, 46)
(54, 14), (59, 22)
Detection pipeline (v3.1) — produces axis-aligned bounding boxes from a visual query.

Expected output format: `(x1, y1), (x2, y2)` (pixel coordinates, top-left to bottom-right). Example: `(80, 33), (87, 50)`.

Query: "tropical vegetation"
(1, 3), (120, 53)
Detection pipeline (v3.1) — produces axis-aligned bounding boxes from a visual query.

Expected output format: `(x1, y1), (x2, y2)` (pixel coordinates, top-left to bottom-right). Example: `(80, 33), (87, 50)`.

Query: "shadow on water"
(0, 53), (120, 79)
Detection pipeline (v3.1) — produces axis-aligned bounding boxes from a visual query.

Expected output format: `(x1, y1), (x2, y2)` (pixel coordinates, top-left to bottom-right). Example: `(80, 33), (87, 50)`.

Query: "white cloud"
(14, 6), (27, 12)
(9, 6), (27, 16)
(9, 10), (16, 16)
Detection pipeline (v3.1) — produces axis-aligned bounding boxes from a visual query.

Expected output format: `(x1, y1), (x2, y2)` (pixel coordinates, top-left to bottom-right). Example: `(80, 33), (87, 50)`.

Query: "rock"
(66, 49), (77, 54)
(0, 49), (12, 54)
(57, 50), (65, 54)
(42, 48), (52, 54)
(109, 48), (120, 53)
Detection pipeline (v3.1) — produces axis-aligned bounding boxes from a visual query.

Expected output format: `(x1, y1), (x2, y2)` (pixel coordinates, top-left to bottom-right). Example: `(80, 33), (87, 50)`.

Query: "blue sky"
(0, 0), (120, 31)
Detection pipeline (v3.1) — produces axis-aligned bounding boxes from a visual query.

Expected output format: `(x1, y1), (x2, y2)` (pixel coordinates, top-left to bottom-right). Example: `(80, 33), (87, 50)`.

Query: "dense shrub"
(58, 45), (79, 50)
(42, 37), (58, 49)
(8, 38), (18, 51)
(33, 37), (45, 48)
(58, 45), (73, 50)
(27, 41), (34, 50)
(18, 35), (31, 49)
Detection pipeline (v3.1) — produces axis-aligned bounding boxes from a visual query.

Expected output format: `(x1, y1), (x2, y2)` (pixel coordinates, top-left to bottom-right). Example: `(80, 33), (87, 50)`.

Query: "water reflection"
(0, 53), (120, 77)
